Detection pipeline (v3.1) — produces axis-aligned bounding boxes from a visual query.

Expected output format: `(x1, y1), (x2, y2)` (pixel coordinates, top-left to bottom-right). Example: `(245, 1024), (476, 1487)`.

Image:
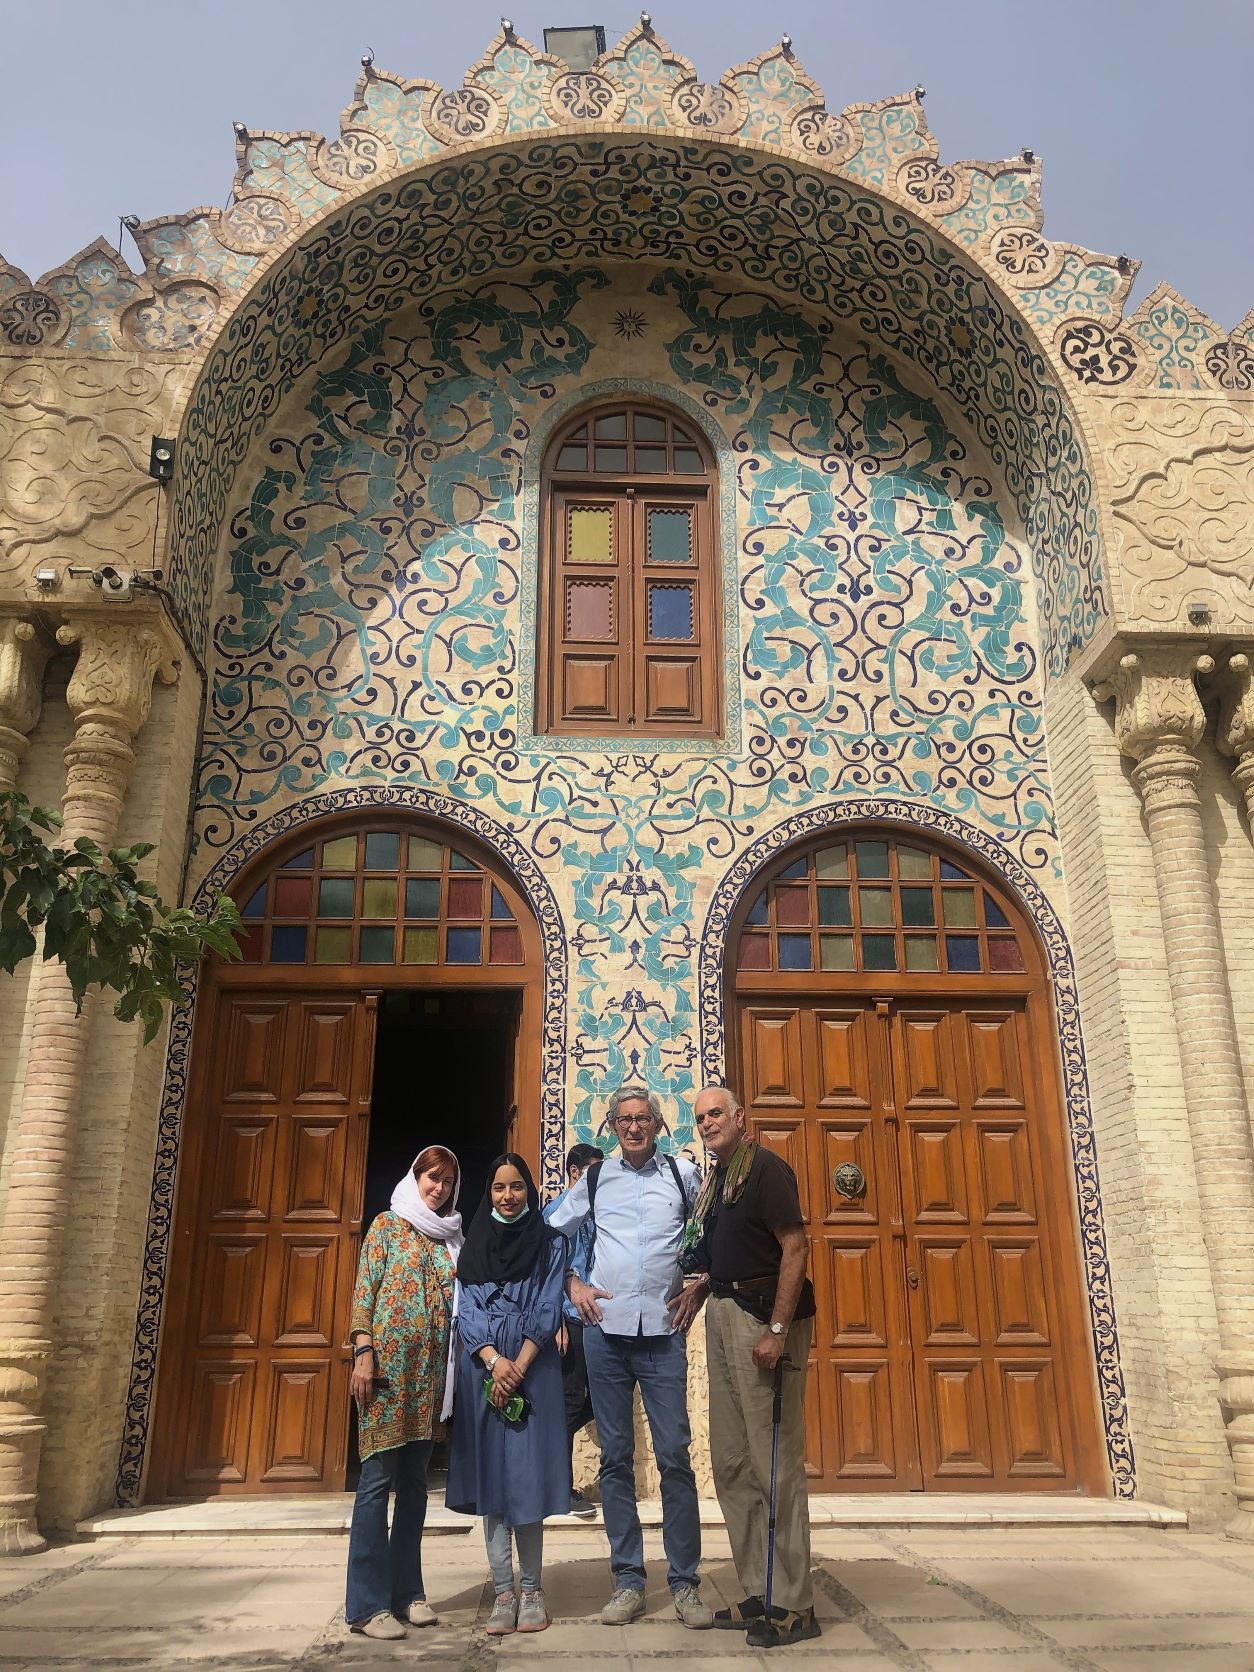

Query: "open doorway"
(347, 988), (520, 1486)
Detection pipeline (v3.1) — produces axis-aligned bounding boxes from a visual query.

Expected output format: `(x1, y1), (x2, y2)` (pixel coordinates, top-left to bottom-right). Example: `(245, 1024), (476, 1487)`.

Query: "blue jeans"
(345, 1439), (432, 1625)
(583, 1328), (701, 1594)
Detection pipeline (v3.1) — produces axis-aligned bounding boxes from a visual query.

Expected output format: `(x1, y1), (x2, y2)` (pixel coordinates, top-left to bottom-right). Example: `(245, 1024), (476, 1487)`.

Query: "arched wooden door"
(729, 830), (1104, 1494)
(149, 815), (542, 1498)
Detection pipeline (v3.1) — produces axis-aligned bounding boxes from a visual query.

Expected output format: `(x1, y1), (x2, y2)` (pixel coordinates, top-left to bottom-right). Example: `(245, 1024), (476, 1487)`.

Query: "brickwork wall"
(1046, 666), (1233, 1524)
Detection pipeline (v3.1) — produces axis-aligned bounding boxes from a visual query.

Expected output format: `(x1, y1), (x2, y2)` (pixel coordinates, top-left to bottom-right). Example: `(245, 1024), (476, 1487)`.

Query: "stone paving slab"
(1, 1524), (1252, 1670)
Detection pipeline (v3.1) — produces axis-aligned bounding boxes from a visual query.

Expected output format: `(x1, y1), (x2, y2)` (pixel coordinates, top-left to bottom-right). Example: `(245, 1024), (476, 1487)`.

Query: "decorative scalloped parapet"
(2, 19), (1246, 374)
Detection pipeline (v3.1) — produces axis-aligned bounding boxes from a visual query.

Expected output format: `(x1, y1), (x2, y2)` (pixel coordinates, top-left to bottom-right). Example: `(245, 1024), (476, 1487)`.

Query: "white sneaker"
(601, 1586), (646, 1624)
(406, 1599), (438, 1626)
(353, 1611), (406, 1640)
(673, 1584), (713, 1629)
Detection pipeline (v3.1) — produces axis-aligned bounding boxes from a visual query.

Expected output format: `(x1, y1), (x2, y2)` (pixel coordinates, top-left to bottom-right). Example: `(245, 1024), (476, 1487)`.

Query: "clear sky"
(1, 0), (1250, 326)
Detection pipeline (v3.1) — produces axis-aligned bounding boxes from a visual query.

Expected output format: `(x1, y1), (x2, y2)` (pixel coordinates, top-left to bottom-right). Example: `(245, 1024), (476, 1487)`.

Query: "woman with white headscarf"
(345, 1145), (463, 1641)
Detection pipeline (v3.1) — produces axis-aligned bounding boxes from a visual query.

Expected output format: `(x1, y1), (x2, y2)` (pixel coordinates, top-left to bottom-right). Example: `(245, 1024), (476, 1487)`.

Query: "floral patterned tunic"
(349, 1211), (455, 1461)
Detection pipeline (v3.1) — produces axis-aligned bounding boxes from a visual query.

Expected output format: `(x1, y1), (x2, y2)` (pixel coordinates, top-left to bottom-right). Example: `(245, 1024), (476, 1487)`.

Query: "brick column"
(1216, 652), (1254, 834)
(1095, 647), (1254, 1539)
(0, 612), (177, 1554)
(0, 617), (53, 795)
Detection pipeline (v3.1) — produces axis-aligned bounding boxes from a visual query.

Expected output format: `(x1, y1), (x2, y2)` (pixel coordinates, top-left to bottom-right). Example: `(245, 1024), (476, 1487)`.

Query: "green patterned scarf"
(681, 1140), (756, 1259)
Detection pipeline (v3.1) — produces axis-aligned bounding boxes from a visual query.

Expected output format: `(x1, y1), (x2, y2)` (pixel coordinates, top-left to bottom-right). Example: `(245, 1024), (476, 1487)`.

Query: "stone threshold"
(76, 1490), (1186, 1540)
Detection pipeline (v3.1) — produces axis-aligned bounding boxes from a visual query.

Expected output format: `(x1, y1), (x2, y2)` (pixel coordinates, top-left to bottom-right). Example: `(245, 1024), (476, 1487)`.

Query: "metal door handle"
(906, 1268), (920, 1290)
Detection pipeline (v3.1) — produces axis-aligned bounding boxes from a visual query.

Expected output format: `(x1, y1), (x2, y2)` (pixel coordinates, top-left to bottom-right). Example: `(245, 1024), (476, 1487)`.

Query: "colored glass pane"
(449, 850), (477, 871)
(859, 888), (893, 927)
(988, 936), (1025, 972)
(594, 413), (627, 439)
(819, 934), (855, 971)
(774, 886), (810, 927)
(558, 445), (586, 470)
(405, 878), (440, 919)
(241, 885), (267, 920)
(490, 886), (512, 921)
(364, 833), (400, 870)
(674, 447), (703, 474)
(905, 936), (939, 972)
(897, 846), (931, 880)
(778, 934), (813, 971)
(815, 844), (849, 879)
(817, 886), (852, 927)
(237, 925), (263, 962)
(566, 579), (613, 639)
(647, 582), (694, 641)
(984, 896), (1011, 929)
(634, 414), (666, 440)
(272, 877), (311, 917)
(569, 507), (613, 563)
(946, 934), (981, 972)
(855, 840), (890, 878)
(447, 927), (482, 964)
(596, 446), (628, 472)
(635, 448), (667, 473)
(408, 836), (442, 870)
(779, 857), (807, 881)
(360, 926), (395, 963)
(940, 859), (969, 881)
(489, 926), (523, 963)
(270, 925), (307, 963)
(402, 927), (438, 964)
(900, 887), (936, 927)
(318, 877), (355, 918)
(648, 508), (692, 563)
(737, 933), (770, 970)
(745, 891), (768, 927)
(447, 877), (484, 919)
(281, 848), (314, 870)
(361, 879), (397, 918)
(862, 934), (897, 972)
(322, 835), (357, 868)
(314, 926), (353, 963)
(942, 888), (978, 927)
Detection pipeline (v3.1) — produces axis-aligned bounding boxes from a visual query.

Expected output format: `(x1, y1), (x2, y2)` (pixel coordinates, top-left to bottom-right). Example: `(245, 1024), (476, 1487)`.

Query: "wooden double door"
(738, 996), (1101, 1492)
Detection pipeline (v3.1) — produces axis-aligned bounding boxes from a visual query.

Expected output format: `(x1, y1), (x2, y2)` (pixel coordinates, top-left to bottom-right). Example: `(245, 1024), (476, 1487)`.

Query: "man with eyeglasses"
(546, 1085), (711, 1630)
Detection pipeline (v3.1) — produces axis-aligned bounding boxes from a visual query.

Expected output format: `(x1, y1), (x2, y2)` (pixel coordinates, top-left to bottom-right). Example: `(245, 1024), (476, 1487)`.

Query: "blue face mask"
(491, 1202), (530, 1224)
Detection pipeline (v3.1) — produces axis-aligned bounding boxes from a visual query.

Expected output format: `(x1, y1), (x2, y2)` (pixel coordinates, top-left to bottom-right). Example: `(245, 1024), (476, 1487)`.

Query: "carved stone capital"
(57, 613), (179, 743)
(1092, 646), (1214, 763)
(0, 617), (53, 794)
(1216, 653), (1254, 761)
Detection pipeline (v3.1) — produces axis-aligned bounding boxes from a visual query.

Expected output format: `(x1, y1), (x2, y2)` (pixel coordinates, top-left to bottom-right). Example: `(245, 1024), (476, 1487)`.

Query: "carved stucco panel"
(0, 357), (191, 584)
(1095, 394), (1254, 629)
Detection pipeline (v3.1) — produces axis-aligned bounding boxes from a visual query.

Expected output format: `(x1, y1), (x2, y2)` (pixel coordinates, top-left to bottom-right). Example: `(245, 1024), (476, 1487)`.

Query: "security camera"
(97, 566), (132, 597)
(1186, 600), (1211, 627)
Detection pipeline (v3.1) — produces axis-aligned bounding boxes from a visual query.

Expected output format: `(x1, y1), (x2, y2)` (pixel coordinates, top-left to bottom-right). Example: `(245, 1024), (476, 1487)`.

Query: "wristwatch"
(768, 1322), (786, 1337)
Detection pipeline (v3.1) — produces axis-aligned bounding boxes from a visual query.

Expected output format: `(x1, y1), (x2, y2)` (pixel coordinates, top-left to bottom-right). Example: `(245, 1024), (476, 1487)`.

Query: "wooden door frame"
(146, 810), (546, 1500)
(723, 825), (1109, 1497)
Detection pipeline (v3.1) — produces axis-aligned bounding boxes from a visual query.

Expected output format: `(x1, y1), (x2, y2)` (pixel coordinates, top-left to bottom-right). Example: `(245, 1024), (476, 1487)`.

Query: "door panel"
(739, 989), (1095, 1492)
(152, 989), (373, 1496)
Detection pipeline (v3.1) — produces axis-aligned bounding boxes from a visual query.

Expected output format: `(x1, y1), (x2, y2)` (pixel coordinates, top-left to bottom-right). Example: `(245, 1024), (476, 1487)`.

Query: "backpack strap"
(664, 1151), (690, 1227)
(586, 1158), (603, 1217)
(586, 1152), (687, 1224)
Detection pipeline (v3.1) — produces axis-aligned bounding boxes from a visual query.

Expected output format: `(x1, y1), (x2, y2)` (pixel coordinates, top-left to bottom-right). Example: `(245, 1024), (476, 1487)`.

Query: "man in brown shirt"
(689, 1085), (819, 1648)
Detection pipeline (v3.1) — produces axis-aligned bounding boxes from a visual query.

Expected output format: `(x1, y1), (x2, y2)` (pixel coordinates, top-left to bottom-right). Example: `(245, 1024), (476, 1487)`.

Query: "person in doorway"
(543, 1141), (604, 1517)
(345, 1144), (464, 1641)
(690, 1086), (820, 1648)
(446, 1153), (570, 1636)
(547, 1086), (712, 1630)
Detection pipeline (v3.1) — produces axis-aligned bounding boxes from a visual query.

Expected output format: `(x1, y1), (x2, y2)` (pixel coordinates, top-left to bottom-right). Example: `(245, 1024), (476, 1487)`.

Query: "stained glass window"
(228, 826), (527, 969)
(734, 836), (1029, 977)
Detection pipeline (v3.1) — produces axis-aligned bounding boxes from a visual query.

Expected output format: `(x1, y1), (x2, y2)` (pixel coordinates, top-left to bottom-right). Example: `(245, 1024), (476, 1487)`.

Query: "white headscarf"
(391, 1149), (464, 1422)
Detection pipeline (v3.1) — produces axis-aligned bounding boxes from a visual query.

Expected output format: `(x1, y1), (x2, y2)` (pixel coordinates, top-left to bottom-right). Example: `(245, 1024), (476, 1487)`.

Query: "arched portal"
(724, 825), (1105, 1494)
(147, 810), (545, 1499)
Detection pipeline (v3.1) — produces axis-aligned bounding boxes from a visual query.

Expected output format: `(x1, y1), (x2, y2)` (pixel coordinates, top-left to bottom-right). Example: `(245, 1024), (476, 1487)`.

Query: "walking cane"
(760, 1357), (788, 1648)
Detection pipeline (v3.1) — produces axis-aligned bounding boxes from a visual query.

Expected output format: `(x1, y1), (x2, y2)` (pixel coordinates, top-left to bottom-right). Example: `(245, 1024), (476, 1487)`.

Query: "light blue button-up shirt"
(546, 1150), (701, 1337)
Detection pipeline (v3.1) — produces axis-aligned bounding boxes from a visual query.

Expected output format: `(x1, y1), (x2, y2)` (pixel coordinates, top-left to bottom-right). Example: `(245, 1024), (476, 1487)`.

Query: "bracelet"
(352, 1343), (375, 1360)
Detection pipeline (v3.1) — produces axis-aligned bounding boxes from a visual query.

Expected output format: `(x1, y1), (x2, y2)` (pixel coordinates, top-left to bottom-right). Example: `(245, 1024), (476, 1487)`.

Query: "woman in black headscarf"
(446, 1154), (570, 1636)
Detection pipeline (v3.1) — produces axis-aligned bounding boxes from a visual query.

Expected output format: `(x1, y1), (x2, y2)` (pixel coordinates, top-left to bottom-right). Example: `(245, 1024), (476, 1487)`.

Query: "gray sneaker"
(486, 1591), (519, 1635)
(517, 1588), (549, 1632)
(601, 1586), (646, 1625)
(673, 1584), (713, 1629)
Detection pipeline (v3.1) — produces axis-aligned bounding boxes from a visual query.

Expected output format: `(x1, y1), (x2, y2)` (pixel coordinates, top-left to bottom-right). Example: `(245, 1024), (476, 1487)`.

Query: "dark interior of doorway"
(346, 988), (518, 1487)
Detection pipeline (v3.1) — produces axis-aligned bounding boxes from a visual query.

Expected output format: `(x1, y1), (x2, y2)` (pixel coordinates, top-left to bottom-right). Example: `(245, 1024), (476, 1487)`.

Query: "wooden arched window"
(538, 402), (721, 737)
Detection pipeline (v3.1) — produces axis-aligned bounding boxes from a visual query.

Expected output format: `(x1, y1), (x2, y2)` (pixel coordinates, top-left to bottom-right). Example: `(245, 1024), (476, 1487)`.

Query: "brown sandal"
(746, 1606), (822, 1648)
(712, 1596), (765, 1629)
